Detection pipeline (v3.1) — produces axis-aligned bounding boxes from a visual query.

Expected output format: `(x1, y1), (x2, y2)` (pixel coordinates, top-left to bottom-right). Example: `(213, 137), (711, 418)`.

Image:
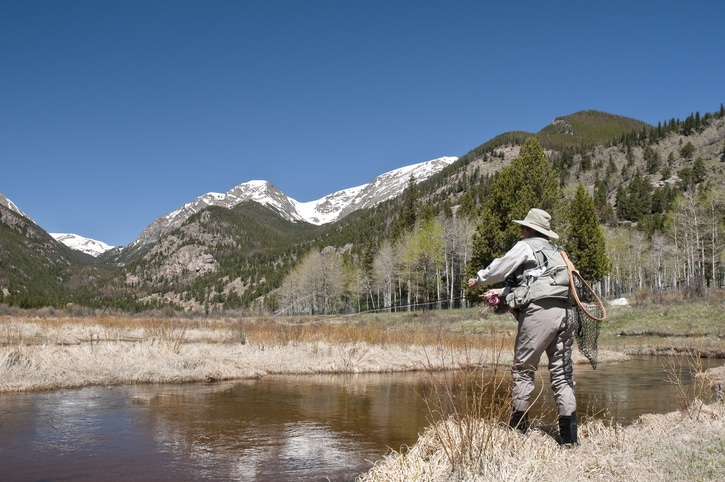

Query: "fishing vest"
(505, 237), (572, 309)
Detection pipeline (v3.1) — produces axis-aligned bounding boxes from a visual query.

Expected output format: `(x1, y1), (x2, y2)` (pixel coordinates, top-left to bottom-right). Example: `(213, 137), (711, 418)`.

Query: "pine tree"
(680, 141), (696, 160)
(470, 137), (560, 273)
(616, 169), (652, 222)
(469, 207), (504, 277)
(692, 158), (707, 184)
(442, 198), (453, 218)
(458, 190), (477, 219)
(593, 176), (608, 210)
(566, 185), (611, 281)
(392, 175), (418, 239)
(643, 145), (660, 174)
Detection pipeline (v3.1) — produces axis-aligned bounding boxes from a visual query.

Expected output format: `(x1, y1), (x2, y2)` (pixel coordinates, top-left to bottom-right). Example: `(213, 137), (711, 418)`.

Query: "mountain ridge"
(55, 156), (458, 255)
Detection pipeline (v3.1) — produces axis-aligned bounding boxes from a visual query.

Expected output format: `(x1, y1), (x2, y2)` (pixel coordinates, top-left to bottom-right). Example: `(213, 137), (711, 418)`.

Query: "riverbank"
(357, 401), (725, 481)
(2, 300), (724, 392)
(0, 312), (630, 392)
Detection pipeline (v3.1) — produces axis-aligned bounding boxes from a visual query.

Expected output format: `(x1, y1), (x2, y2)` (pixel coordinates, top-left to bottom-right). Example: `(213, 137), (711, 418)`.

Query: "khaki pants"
(511, 298), (575, 417)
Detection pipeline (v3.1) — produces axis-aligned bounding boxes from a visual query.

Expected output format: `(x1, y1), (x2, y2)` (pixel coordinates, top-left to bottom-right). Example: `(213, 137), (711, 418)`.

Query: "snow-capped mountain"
(50, 233), (115, 257)
(133, 156), (458, 248)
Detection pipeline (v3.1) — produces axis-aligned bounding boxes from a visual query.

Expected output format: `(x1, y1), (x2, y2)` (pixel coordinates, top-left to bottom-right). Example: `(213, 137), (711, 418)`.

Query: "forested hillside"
(2, 107), (724, 313)
(0, 202), (109, 309)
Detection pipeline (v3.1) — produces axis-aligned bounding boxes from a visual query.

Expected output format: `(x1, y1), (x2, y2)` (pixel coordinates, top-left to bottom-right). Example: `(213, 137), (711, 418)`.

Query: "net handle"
(560, 250), (606, 322)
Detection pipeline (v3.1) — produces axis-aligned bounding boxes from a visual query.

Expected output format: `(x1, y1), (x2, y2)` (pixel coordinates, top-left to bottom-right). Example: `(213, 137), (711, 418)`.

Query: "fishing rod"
(273, 293), (487, 323)
(353, 295), (471, 315)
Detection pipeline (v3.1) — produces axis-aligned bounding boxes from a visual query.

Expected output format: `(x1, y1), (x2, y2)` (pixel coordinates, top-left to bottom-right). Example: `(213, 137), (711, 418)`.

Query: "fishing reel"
(487, 294), (510, 314)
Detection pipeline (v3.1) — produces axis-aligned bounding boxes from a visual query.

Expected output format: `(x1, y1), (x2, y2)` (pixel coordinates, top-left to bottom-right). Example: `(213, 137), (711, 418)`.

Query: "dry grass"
(0, 305), (651, 393)
(356, 402), (725, 481)
(0, 310), (517, 392)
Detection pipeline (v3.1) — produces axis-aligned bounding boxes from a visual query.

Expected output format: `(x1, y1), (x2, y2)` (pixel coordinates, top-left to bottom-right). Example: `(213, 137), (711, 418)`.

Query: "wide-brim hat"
(513, 208), (559, 239)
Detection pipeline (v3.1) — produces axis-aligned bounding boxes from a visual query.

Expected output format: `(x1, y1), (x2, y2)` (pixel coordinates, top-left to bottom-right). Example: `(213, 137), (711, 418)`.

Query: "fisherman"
(468, 208), (578, 445)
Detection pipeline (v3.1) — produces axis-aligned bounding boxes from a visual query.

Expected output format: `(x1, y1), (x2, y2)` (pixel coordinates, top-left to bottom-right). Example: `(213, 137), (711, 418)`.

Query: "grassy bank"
(357, 402), (725, 481)
(1, 296), (723, 391)
(0, 309), (516, 392)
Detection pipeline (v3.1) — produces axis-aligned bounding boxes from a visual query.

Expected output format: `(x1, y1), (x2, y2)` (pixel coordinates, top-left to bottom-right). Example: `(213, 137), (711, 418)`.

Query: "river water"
(0, 356), (721, 481)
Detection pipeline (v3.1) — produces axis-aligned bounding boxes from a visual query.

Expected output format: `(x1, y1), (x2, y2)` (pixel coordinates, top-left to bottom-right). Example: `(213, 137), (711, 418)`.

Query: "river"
(0, 356), (721, 481)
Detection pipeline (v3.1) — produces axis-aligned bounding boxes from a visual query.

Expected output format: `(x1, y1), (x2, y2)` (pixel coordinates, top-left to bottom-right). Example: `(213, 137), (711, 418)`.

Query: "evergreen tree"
(592, 176), (615, 224)
(680, 141), (696, 160)
(616, 169), (652, 222)
(361, 239), (377, 277)
(419, 202), (436, 222)
(692, 158), (707, 184)
(469, 208), (504, 277)
(458, 190), (477, 219)
(392, 175), (418, 239)
(470, 137), (560, 273)
(593, 176), (608, 210)
(651, 185), (678, 214)
(580, 153), (592, 172)
(643, 145), (660, 174)
(566, 185), (611, 281)
(605, 157), (617, 181)
(442, 198), (453, 218)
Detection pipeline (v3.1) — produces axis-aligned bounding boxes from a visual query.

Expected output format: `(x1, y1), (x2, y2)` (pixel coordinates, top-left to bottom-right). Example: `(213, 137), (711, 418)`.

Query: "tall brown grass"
(0, 309), (513, 392)
(417, 339), (512, 472)
(663, 350), (717, 420)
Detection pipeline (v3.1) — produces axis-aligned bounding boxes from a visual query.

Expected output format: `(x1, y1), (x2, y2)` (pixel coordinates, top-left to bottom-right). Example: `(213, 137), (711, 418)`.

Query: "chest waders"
(506, 237), (579, 445)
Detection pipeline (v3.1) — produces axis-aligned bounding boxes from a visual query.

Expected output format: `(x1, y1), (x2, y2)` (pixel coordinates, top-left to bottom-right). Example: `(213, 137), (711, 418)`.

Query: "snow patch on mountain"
(51, 233), (115, 257)
(293, 184), (367, 225)
(1, 193), (116, 256)
(47, 156), (458, 253)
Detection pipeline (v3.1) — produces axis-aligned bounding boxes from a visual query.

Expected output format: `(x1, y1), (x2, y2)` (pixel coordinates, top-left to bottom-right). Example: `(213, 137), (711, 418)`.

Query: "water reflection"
(0, 357), (721, 481)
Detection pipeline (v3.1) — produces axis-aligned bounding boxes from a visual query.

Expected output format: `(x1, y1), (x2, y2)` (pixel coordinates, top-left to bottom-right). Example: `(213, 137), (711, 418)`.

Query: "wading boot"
(509, 410), (530, 433)
(558, 412), (578, 446)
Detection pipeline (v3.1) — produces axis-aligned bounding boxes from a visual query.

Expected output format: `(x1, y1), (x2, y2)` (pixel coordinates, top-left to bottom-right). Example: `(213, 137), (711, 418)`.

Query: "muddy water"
(0, 356), (721, 481)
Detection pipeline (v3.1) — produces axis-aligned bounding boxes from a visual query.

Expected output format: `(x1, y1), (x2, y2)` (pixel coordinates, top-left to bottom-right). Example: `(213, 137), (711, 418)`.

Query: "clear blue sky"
(2, 1), (723, 247)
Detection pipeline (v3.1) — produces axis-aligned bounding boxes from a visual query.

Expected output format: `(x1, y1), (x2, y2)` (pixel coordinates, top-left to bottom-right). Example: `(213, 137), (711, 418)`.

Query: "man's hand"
(482, 288), (503, 302)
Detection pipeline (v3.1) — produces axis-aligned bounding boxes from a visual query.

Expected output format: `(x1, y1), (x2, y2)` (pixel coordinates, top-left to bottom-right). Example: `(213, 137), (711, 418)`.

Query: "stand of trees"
(605, 190), (725, 298)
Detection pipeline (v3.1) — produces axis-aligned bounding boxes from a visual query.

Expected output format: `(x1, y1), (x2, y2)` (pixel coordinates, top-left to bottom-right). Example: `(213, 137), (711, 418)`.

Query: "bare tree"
(441, 215), (476, 308)
(276, 248), (344, 315)
(372, 240), (396, 311)
(671, 192), (706, 295)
